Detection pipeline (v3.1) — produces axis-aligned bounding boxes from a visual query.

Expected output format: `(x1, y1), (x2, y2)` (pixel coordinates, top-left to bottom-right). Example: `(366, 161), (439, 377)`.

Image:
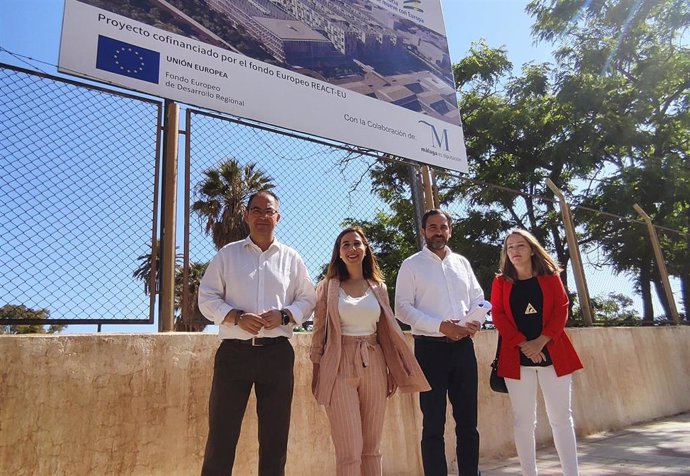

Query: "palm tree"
(192, 159), (275, 250)
(174, 261), (209, 332)
(132, 240), (182, 295)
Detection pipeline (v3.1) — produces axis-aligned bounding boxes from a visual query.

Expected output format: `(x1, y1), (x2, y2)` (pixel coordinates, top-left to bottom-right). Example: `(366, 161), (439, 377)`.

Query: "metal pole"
(430, 168), (440, 208)
(421, 165), (435, 211)
(546, 179), (594, 326)
(182, 110), (192, 327)
(408, 164), (425, 251)
(633, 204), (680, 325)
(159, 101), (179, 332)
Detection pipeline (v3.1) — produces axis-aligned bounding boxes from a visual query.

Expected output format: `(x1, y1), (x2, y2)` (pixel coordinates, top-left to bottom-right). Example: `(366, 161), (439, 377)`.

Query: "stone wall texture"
(1, 327), (689, 475)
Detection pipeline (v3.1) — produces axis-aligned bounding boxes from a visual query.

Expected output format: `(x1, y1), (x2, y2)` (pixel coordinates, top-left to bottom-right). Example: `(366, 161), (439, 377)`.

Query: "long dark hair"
(326, 227), (384, 283)
(498, 229), (562, 282)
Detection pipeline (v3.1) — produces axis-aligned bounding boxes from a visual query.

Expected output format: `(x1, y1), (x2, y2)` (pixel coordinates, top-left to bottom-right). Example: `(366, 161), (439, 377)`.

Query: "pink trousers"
(326, 334), (388, 476)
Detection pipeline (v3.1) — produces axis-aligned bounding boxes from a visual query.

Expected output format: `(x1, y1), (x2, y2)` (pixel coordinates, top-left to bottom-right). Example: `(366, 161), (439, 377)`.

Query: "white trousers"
(505, 365), (579, 476)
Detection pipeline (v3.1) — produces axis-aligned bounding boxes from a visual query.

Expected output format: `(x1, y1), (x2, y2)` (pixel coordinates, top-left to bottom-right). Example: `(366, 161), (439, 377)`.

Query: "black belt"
(226, 336), (287, 347)
(413, 335), (466, 343)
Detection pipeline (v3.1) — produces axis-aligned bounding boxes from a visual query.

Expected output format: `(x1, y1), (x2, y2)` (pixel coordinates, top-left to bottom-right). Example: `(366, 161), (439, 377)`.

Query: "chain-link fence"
(178, 109), (395, 330)
(439, 176), (686, 326)
(571, 205), (686, 325)
(0, 64), (162, 326)
(1, 63), (685, 330)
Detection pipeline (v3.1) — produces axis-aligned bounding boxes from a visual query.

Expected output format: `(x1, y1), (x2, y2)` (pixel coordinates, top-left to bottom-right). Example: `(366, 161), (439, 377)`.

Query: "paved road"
(480, 412), (690, 475)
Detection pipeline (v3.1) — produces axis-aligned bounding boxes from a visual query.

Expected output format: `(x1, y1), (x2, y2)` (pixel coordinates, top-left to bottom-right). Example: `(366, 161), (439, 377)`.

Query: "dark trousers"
(415, 337), (480, 476)
(201, 338), (295, 476)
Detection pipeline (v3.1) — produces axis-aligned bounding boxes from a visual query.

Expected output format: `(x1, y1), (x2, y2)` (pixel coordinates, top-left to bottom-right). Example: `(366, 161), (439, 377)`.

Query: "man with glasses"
(198, 190), (316, 476)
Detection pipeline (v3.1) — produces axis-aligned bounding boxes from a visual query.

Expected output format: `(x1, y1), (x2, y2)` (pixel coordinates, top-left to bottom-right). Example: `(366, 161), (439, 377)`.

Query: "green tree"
(0, 304), (66, 334)
(192, 159), (275, 250)
(527, 0), (690, 320)
(571, 292), (641, 326)
(449, 40), (602, 303)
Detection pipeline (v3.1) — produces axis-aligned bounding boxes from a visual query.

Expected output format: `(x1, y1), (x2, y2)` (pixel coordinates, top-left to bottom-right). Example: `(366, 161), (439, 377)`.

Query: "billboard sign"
(59, 0), (468, 172)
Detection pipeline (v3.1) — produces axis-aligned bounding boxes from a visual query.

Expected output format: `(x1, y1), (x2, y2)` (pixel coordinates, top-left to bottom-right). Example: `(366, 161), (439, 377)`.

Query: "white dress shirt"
(395, 246), (485, 336)
(198, 236), (316, 340)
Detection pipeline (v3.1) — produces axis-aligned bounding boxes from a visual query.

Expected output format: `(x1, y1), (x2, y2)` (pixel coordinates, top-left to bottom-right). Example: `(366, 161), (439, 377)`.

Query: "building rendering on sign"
(205, 0), (459, 124)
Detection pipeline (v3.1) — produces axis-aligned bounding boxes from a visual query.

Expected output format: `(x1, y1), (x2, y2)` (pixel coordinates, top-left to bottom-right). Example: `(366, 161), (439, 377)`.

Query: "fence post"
(182, 109), (192, 327)
(430, 168), (440, 208)
(408, 164), (425, 251)
(633, 204), (681, 325)
(159, 101), (179, 332)
(546, 179), (594, 326)
(421, 165), (435, 210)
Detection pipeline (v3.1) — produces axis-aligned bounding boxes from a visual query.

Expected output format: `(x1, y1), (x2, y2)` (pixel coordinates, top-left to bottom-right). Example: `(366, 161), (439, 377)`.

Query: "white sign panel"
(59, 0), (467, 172)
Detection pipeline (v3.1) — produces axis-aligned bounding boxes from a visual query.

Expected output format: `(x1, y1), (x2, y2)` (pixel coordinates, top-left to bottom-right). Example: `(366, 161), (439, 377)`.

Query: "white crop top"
(337, 287), (380, 336)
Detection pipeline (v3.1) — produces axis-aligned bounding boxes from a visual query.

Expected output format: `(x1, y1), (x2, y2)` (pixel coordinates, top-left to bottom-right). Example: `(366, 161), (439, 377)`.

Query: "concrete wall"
(1, 327), (689, 475)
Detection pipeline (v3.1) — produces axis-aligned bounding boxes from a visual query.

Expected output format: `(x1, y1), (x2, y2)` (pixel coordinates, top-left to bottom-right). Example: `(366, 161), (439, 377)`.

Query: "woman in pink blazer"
(491, 229), (583, 476)
(310, 227), (429, 476)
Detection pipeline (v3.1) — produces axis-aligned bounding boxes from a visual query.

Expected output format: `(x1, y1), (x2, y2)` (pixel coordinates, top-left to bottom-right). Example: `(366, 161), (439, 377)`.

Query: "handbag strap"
(494, 334), (502, 359)
(491, 333), (502, 368)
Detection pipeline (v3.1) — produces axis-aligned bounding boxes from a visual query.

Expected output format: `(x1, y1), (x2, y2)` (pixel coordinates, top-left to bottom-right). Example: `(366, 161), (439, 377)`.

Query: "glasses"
(249, 207), (279, 217)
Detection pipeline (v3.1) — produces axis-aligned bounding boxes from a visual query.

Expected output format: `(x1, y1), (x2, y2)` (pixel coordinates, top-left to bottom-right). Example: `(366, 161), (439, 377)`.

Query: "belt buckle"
(251, 337), (264, 347)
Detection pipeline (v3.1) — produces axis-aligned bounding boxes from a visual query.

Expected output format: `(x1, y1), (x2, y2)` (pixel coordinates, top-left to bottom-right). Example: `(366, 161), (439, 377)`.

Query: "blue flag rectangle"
(96, 35), (160, 84)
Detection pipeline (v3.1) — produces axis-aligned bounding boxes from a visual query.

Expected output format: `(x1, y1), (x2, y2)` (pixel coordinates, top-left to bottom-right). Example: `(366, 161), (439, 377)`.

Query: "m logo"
(418, 120), (450, 151)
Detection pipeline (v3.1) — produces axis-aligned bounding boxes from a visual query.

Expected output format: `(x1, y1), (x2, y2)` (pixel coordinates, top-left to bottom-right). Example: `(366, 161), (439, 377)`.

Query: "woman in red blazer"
(491, 229), (583, 476)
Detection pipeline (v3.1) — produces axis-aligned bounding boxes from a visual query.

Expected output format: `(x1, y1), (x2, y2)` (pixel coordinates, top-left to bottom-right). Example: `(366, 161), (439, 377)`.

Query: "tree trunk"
(651, 276), (673, 321)
(639, 263), (654, 322)
(174, 290), (208, 332)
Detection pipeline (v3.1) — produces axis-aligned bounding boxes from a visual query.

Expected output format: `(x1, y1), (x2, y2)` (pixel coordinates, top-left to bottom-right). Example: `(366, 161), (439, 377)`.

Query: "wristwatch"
(280, 309), (291, 326)
(234, 309), (244, 326)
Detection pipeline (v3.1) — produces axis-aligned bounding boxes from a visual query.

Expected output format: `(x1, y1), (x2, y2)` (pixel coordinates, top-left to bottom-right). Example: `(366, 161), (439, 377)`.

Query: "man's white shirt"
(395, 246), (485, 336)
(198, 236), (316, 340)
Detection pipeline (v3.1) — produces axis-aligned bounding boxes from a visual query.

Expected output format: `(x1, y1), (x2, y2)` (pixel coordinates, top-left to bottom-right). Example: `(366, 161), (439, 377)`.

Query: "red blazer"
(490, 274), (583, 379)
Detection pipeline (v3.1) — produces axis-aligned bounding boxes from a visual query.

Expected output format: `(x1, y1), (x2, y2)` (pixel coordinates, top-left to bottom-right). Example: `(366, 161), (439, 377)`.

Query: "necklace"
(341, 278), (368, 298)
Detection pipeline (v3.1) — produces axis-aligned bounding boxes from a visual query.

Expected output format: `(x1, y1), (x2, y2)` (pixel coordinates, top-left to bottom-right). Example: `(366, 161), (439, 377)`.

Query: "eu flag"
(96, 36), (160, 84)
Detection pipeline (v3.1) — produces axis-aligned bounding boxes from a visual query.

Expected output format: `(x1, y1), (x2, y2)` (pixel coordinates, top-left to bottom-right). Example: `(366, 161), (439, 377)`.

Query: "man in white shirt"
(395, 209), (484, 476)
(198, 190), (316, 476)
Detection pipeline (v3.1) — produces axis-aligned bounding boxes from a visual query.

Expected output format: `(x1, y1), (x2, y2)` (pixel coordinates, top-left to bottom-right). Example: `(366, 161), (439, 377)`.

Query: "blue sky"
(1, 0), (552, 76)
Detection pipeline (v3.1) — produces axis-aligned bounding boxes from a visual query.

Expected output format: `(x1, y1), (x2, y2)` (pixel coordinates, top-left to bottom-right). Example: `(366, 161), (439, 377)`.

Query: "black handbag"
(490, 335), (508, 393)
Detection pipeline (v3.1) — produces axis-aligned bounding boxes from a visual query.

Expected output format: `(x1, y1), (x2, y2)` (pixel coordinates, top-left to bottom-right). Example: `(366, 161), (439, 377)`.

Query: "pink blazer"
(490, 274), (583, 379)
(310, 278), (430, 406)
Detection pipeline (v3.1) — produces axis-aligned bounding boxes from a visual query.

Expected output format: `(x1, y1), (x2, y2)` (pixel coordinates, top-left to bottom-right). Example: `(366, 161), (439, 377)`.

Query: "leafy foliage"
(192, 159), (274, 250)
(526, 0), (690, 319)
(0, 304), (66, 334)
